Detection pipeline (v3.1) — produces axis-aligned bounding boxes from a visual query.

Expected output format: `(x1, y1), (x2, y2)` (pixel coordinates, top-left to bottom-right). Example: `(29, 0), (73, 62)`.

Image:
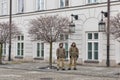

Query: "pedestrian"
(68, 42), (79, 70)
(56, 43), (66, 70)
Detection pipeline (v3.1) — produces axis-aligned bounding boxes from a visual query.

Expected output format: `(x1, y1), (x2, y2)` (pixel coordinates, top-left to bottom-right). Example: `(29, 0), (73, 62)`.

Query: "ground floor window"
(37, 43), (44, 58)
(2, 43), (6, 56)
(17, 42), (24, 56)
(64, 43), (68, 59)
(87, 32), (99, 60)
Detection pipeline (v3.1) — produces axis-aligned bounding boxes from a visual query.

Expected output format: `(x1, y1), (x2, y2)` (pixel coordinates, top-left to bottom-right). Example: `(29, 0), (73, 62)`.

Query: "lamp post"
(106, 0), (110, 67)
(98, 0), (110, 67)
(8, 0), (12, 61)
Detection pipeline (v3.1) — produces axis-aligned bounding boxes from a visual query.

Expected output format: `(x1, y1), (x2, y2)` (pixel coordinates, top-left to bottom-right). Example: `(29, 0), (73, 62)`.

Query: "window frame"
(16, 35), (24, 57)
(86, 32), (99, 61)
(36, 0), (45, 11)
(36, 43), (44, 58)
(17, 0), (24, 13)
(0, 0), (8, 15)
(60, 0), (69, 8)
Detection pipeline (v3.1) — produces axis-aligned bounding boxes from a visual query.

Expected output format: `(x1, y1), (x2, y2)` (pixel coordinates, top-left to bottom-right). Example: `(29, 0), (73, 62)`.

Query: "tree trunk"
(49, 42), (53, 68)
(0, 43), (3, 64)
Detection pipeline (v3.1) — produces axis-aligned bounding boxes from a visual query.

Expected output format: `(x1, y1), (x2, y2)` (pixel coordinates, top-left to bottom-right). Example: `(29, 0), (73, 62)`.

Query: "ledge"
(84, 60), (99, 63)
(15, 56), (23, 59)
(33, 57), (44, 60)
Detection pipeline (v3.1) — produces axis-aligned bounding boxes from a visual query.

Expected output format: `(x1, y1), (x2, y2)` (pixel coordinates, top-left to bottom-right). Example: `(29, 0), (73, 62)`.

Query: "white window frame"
(2, 43), (6, 56)
(0, 0), (7, 15)
(36, 43), (44, 58)
(60, 0), (69, 8)
(18, 0), (24, 13)
(17, 35), (24, 57)
(36, 0), (45, 11)
(86, 32), (99, 61)
(63, 42), (69, 59)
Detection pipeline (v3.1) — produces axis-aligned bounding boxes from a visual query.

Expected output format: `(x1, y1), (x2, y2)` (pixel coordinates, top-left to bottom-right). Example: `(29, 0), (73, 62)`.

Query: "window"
(60, 0), (69, 8)
(64, 43), (68, 59)
(36, 0), (44, 10)
(36, 43), (44, 58)
(17, 43), (24, 56)
(87, 33), (99, 60)
(60, 34), (69, 40)
(2, 43), (6, 56)
(18, 0), (24, 13)
(87, 0), (98, 4)
(0, 0), (7, 15)
(17, 35), (24, 56)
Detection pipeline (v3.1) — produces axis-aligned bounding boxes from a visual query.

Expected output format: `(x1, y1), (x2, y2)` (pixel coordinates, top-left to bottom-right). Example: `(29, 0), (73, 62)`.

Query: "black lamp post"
(8, 0), (12, 61)
(98, 0), (110, 67)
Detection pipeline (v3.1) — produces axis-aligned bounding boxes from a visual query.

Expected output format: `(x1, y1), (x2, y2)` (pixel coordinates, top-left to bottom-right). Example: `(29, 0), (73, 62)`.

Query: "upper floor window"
(0, 0), (7, 15)
(18, 0), (24, 13)
(36, 0), (45, 11)
(87, 0), (98, 4)
(60, 0), (69, 8)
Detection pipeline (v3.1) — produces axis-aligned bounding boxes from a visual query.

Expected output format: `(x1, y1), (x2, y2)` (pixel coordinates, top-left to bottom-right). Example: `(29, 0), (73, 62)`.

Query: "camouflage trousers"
(57, 58), (65, 69)
(69, 57), (77, 68)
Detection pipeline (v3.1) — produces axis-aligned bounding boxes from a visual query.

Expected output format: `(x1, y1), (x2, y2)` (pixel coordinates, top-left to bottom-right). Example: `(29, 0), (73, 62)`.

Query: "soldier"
(56, 43), (66, 70)
(68, 42), (79, 70)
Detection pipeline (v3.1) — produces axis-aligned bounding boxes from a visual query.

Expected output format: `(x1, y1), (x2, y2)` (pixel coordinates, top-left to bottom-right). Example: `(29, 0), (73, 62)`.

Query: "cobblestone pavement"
(0, 61), (120, 80)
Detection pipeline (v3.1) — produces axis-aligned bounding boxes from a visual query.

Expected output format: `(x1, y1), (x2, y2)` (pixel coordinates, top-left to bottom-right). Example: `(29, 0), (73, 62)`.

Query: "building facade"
(0, 0), (120, 66)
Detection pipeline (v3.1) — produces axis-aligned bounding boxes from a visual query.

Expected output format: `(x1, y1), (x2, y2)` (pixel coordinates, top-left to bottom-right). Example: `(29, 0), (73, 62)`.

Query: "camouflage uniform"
(56, 43), (65, 70)
(68, 42), (79, 70)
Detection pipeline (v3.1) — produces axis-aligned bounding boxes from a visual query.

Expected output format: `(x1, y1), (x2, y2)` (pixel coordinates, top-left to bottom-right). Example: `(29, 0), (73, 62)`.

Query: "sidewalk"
(0, 61), (120, 78)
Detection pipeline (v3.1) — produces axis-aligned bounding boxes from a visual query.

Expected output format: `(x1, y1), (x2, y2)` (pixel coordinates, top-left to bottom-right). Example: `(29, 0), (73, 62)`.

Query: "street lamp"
(98, 11), (106, 32)
(98, 0), (110, 67)
(69, 14), (78, 33)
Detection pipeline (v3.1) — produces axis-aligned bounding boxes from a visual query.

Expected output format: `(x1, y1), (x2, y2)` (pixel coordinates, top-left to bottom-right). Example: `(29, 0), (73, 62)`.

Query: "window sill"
(34, 57), (44, 60)
(84, 60), (99, 63)
(15, 56), (23, 59)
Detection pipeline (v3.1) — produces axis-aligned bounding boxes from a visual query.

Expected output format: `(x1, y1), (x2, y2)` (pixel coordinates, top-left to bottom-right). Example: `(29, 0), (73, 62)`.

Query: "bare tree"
(28, 15), (70, 68)
(109, 13), (120, 42)
(0, 22), (21, 64)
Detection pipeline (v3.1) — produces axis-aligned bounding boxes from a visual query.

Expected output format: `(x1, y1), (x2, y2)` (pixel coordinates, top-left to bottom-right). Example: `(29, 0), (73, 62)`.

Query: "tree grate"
(114, 73), (120, 75)
(40, 78), (53, 80)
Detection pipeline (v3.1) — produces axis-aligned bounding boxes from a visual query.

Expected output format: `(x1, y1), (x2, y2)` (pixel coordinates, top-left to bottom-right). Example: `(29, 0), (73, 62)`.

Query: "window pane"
(21, 43), (24, 56)
(37, 0), (44, 10)
(65, 43), (68, 59)
(94, 42), (98, 50)
(17, 43), (20, 55)
(21, 36), (24, 40)
(94, 52), (98, 59)
(65, 34), (68, 40)
(94, 33), (98, 39)
(88, 42), (92, 50)
(21, 43), (24, 49)
(60, 0), (64, 8)
(41, 50), (44, 57)
(18, 0), (24, 13)
(88, 0), (91, 3)
(60, 34), (64, 40)
(21, 50), (24, 56)
(37, 43), (40, 57)
(41, 43), (44, 57)
(18, 36), (20, 40)
(88, 33), (92, 39)
(88, 52), (92, 59)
